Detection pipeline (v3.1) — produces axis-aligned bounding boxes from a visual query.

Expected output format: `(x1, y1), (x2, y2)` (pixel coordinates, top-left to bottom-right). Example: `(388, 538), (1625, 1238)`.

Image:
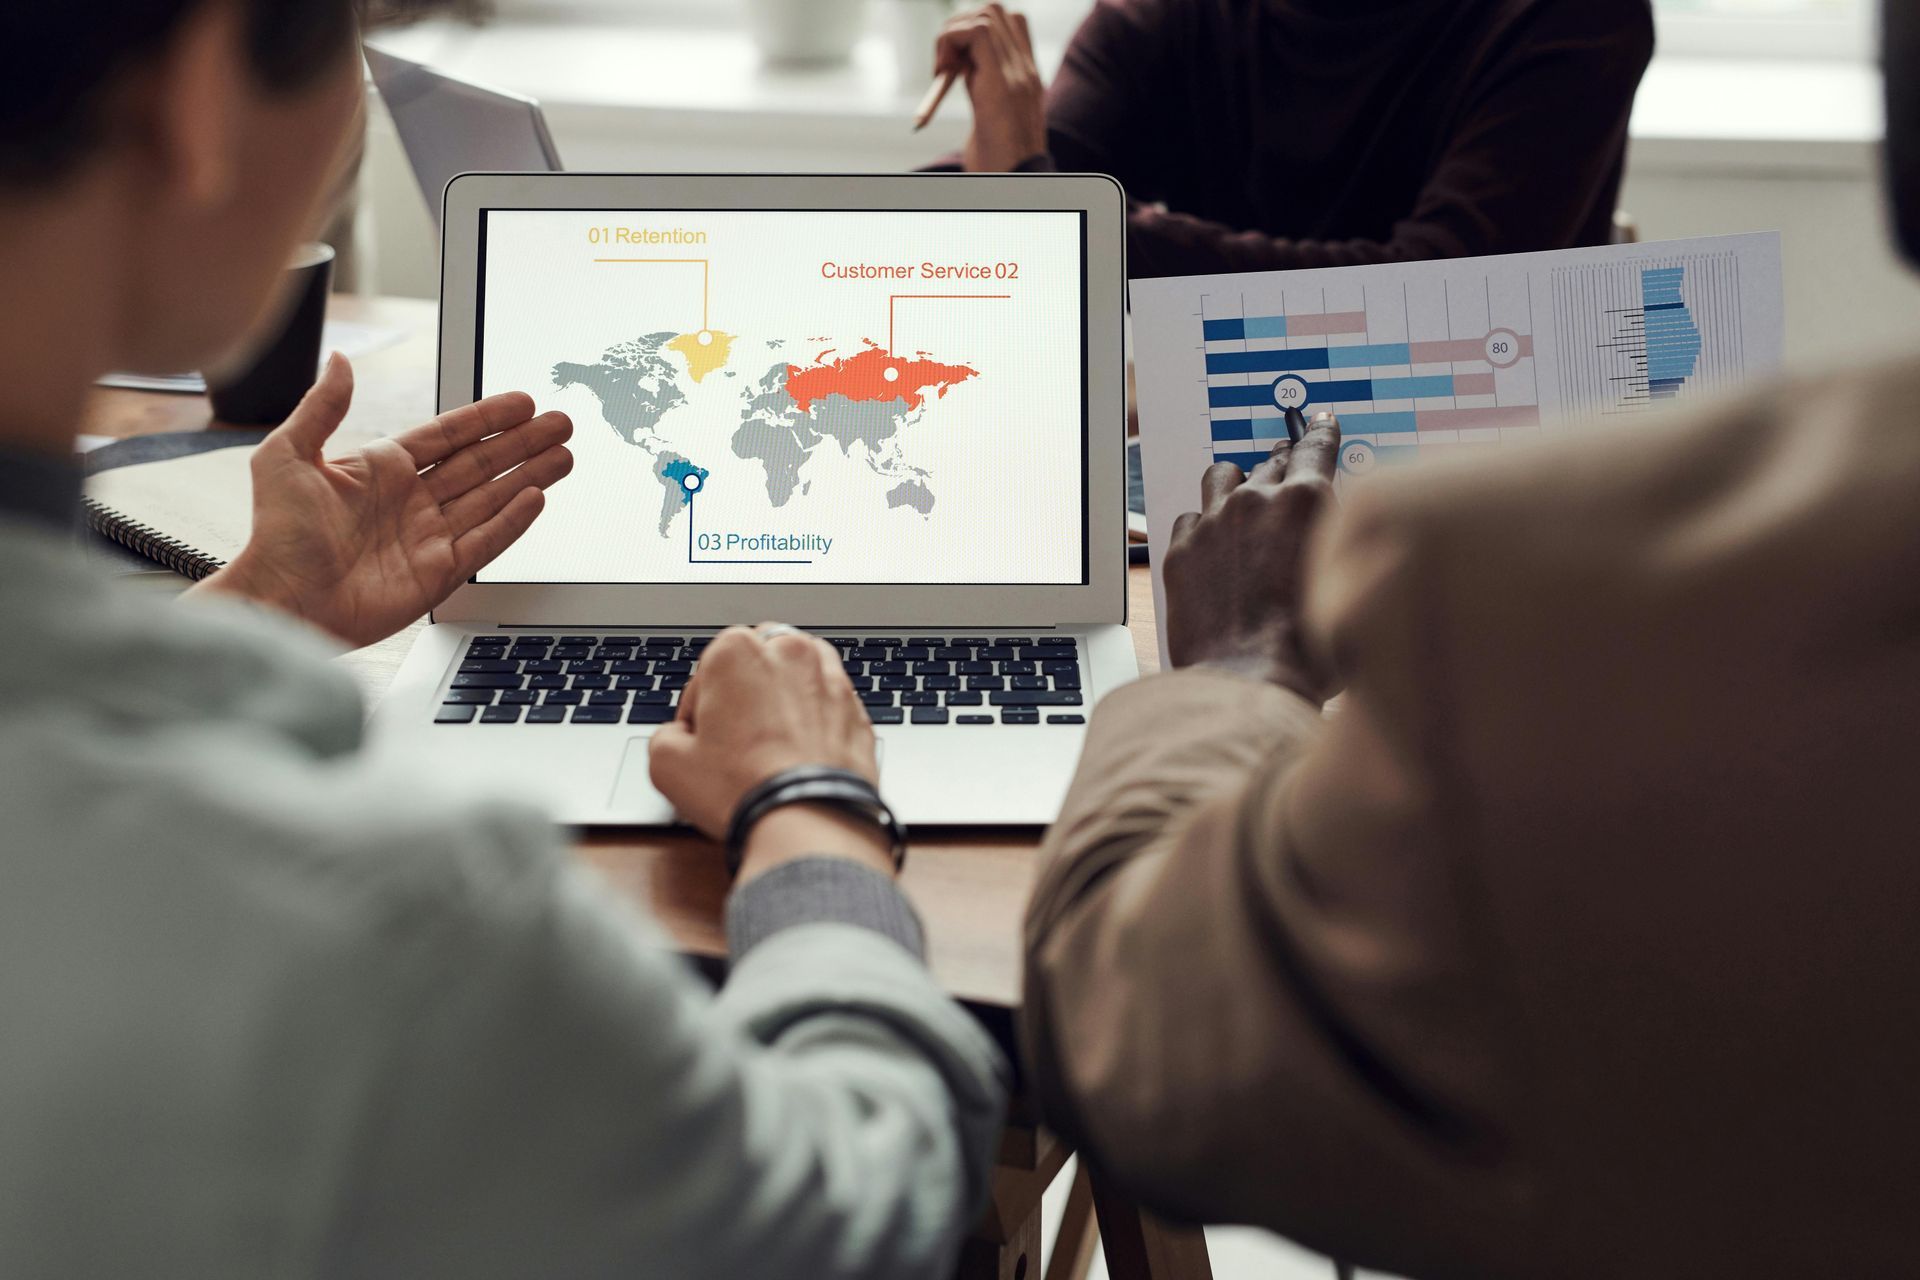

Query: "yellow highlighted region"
(668, 330), (735, 382)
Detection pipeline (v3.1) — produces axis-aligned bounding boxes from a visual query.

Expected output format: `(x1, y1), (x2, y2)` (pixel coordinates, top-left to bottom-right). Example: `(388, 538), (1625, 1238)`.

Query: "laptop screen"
(469, 207), (1088, 586)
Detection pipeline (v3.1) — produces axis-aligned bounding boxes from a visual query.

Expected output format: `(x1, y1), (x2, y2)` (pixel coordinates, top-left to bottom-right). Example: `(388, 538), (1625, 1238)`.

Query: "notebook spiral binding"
(81, 496), (226, 581)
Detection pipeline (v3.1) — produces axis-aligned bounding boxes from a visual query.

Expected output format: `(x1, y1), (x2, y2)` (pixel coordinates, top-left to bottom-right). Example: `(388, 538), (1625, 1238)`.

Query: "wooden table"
(84, 293), (1204, 1280)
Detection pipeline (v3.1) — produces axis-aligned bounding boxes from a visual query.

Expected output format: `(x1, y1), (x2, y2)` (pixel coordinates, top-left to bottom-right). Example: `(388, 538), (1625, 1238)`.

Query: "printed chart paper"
(1131, 232), (1785, 655)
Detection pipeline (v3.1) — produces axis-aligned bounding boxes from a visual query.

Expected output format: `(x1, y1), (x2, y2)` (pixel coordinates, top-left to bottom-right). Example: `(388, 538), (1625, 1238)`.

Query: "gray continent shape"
(552, 331), (687, 446)
(653, 451), (697, 536)
(885, 480), (936, 515)
(728, 360), (944, 514)
(812, 392), (907, 456)
(731, 362), (822, 507)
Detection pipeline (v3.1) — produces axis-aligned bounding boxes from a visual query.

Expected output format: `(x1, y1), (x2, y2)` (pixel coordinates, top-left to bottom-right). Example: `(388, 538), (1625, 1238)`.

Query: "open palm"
(203, 354), (573, 647)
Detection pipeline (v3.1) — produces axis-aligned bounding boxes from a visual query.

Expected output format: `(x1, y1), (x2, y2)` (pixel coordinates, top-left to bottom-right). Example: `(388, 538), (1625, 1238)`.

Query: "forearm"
(185, 550), (328, 638)
(1125, 207), (1457, 279)
(1020, 670), (1328, 1205)
(1019, 667), (1521, 1262)
(715, 817), (1005, 1277)
(714, 918), (1008, 1279)
(340, 834), (1006, 1280)
(1026, 668), (1323, 932)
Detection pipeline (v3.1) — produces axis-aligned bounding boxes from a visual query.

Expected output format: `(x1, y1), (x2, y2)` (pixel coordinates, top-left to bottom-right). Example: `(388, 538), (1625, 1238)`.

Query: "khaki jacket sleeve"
(1021, 496), (1533, 1274)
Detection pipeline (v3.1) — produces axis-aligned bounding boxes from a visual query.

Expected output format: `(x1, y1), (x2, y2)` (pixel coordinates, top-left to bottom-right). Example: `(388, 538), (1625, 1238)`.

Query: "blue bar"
(1209, 418), (1255, 442)
(1370, 375), (1458, 400)
(1208, 373), (1464, 411)
(1247, 416), (1287, 438)
(1304, 378), (1377, 403)
(1328, 343), (1411, 368)
(1641, 267), (1687, 310)
(1208, 384), (1278, 408)
(1211, 450), (1271, 472)
(1205, 348), (1331, 375)
(1202, 315), (1296, 343)
(1641, 261), (1701, 391)
(1205, 341), (1420, 375)
(1338, 411), (1420, 436)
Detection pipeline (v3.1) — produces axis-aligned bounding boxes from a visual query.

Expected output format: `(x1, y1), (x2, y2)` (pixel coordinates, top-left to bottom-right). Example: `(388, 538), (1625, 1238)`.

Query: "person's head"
(0, 0), (365, 379)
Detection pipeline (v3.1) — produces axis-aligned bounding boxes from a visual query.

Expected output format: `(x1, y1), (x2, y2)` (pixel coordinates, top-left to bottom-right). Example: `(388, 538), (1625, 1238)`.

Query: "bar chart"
(1128, 232), (1784, 658)
(1551, 251), (1744, 416)
(1197, 279), (1544, 477)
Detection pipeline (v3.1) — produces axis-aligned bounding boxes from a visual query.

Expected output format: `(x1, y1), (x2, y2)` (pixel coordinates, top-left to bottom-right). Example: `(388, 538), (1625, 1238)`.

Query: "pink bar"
(1415, 404), (1541, 432)
(1408, 337), (1489, 363)
(1453, 372), (1496, 396)
(1406, 334), (1536, 363)
(1287, 311), (1369, 337)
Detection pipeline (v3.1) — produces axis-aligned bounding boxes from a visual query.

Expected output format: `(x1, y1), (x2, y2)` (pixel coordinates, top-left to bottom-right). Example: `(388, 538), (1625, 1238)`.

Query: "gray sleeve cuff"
(726, 857), (926, 960)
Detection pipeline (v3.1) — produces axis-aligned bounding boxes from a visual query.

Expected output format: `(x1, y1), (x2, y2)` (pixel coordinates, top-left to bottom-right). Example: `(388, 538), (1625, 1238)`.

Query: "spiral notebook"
(81, 433), (266, 579)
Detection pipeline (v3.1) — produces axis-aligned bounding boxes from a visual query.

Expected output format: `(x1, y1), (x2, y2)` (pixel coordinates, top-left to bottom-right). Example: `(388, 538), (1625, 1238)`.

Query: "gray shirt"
(0, 486), (1007, 1278)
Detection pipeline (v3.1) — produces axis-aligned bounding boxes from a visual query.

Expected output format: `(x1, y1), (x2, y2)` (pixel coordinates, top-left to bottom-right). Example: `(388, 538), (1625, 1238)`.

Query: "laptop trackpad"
(608, 737), (664, 814)
(607, 736), (885, 816)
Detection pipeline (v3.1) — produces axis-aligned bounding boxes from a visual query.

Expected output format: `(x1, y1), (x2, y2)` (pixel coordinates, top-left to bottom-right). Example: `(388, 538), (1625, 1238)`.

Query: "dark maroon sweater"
(1007, 0), (1653, 276)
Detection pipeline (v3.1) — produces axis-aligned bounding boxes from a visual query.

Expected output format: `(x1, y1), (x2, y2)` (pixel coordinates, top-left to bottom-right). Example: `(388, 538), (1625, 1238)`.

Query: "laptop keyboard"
(434, 633), (1088, 728)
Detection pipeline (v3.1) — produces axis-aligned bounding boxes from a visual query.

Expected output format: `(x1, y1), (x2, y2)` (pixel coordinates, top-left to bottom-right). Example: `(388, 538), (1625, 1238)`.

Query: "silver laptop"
(370, 172), (1135, 827)
(364, 45), (563, 228)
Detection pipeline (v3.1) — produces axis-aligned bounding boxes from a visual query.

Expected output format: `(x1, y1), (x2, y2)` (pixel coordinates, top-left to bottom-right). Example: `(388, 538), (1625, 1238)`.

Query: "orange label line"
(593, 258), (710, 331)
(887, 294), (1011, 354)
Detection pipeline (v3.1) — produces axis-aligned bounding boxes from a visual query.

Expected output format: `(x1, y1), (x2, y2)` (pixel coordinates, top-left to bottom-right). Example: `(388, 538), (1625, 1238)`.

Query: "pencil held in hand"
(912, 68), (959, 132)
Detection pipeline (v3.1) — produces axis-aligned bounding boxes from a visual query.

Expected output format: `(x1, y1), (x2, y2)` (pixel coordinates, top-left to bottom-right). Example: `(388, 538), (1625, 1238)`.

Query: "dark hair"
(0, 0), (363, 185)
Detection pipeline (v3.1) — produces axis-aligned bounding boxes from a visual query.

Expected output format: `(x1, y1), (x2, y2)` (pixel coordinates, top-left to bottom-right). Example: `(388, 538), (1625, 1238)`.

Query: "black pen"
(1284, 404), (1308, 444)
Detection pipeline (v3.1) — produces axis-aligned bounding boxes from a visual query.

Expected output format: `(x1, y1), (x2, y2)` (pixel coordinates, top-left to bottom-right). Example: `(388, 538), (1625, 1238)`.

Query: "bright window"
(483, 0), (1875, 63)
(1655, 0), (1870, 58)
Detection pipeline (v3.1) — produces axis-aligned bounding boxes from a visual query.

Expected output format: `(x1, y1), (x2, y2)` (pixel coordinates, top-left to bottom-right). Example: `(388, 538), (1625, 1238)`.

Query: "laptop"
(363, 45), (563, 229)
(370, 172), (1135, 827)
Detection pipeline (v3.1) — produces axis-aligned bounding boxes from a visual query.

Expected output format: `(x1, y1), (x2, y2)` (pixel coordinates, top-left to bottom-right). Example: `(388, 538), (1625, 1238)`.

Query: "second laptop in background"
(364, 44), (562, 228)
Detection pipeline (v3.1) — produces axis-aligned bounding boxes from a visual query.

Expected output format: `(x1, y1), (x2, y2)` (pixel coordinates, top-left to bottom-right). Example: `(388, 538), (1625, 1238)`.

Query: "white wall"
(358, 67), (1920, 374)
(1622, 157), (1920, 368)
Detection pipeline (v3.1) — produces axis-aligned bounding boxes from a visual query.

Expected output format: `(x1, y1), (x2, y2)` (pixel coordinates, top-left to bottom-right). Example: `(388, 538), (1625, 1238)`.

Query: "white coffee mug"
(889, 0), (950, 91)
(744, 0), (870, 65)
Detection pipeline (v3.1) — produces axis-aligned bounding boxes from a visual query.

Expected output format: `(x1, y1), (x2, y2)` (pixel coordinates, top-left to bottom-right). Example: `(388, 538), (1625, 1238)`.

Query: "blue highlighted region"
(1208, 374), (1464, 410)
(664, 456), (709, 505)
(1641, 266), (1702, 401)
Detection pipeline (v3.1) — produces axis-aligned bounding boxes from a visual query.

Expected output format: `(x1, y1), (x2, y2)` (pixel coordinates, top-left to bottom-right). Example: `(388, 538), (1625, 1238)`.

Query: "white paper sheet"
(1131, 232), (1786, 659)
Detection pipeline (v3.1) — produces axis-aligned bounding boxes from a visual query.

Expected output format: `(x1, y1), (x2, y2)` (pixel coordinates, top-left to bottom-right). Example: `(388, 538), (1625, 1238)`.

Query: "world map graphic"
(553, 331), (978, 538)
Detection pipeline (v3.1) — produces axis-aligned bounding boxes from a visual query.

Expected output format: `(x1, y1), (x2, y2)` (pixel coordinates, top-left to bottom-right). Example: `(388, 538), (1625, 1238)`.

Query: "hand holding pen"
(913, 4), (1049, 176)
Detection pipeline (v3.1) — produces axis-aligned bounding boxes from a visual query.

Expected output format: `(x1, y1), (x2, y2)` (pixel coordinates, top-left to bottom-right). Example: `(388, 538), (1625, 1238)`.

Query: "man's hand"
(936, 3), (1048, 173)
(650, 625), (892, 879)
(193, 353), (573, 647)
(1162, 413), (1342, 704)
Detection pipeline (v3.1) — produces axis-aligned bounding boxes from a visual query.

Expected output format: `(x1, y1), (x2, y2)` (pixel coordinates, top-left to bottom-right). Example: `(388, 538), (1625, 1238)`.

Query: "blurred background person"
(930, 0), (1655, 275)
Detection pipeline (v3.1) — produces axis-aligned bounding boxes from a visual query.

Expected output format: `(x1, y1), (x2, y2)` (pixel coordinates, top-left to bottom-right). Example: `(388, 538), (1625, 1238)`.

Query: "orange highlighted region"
(785, 342), (978, 413)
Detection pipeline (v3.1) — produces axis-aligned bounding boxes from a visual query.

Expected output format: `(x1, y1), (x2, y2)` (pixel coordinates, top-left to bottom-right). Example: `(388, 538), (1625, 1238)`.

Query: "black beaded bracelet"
(724, 765), (908, 877)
